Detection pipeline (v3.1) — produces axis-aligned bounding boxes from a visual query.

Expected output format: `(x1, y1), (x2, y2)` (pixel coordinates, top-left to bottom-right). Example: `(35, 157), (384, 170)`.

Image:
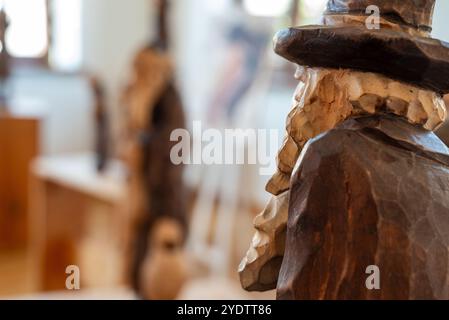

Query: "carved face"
(239, 67), (447, 291)
(267, 67), (447, 196)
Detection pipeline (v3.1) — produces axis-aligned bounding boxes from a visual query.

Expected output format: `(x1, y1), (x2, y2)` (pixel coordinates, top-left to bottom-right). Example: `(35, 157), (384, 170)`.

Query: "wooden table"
(29, 153), (128, 291)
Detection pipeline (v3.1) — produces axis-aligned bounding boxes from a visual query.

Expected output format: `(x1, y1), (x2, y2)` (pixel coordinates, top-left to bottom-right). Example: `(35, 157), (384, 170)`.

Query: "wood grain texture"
(274, 26), (449, 94)
(278, 115), (449, 300)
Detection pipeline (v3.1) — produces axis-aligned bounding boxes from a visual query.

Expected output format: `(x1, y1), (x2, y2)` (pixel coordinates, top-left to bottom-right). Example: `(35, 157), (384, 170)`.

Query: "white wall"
(10, 72), (93, 155)
(80, 0), (153, 141)
(78, 0), (232, 138)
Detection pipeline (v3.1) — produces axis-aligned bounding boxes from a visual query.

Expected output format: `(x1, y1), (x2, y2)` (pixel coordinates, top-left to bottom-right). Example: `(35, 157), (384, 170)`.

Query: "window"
(3, 0), (49, 59)
(51, 0), (82, 71)
(243, 0), (291, 17)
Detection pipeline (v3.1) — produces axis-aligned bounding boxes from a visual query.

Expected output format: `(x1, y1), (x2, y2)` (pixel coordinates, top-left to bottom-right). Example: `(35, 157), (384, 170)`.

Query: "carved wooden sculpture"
(123, 0), (187, 299)
(240, 0), (449, 299)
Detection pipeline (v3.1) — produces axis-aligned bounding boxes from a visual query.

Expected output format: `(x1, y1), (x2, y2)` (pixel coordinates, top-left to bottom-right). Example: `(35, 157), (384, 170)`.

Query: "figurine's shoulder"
(291, 114), (449, 189)
(305, 114), (449, 158)
(285, 117), (449, 301)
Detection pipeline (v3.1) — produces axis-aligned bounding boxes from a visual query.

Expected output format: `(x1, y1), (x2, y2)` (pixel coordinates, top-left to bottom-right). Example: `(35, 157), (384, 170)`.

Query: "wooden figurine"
(240, 0), (449, 300)
(139, 217), (188, 300)
(122, 0), (188, 299)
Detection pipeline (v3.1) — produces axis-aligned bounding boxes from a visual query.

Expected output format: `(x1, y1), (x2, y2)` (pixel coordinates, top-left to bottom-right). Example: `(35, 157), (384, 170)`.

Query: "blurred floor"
(0, 246), (275, 299)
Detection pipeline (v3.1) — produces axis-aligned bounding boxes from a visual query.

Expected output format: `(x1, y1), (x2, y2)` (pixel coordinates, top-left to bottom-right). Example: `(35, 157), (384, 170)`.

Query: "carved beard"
(239, 67), (447, 292)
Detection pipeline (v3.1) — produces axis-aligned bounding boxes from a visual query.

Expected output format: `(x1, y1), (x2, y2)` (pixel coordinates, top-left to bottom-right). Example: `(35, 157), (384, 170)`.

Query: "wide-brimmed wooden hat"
(274, 0), (449, 94)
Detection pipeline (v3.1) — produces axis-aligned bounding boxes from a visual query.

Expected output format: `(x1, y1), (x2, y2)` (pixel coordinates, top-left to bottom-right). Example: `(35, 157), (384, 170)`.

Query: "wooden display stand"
(28, 153), (127, 291)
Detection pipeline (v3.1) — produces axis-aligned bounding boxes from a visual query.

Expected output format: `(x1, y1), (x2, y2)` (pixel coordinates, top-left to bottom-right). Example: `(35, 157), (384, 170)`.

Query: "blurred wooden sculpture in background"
(90, 76), (109, 172)
(121, 0), (188, 299)
(139, 217), (188, 299)
(240, 0), (449, 299)
(0, 6), (10, 110)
